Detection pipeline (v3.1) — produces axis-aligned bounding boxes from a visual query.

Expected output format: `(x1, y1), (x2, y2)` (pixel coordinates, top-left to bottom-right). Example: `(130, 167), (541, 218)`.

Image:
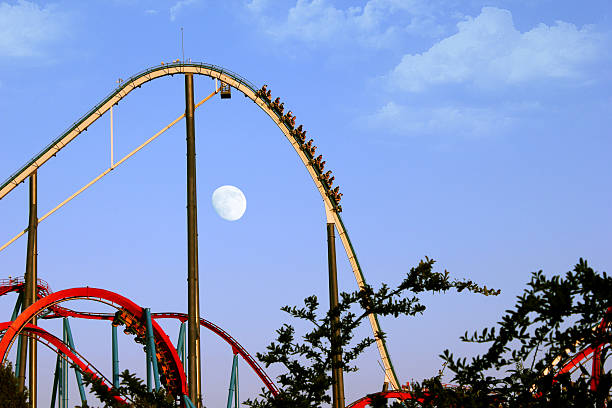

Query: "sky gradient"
(0, 1), (611, 406)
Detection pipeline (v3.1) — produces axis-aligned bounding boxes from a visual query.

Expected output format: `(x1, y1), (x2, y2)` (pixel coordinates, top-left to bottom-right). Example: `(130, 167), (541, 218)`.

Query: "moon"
(211, 185), (247, 221)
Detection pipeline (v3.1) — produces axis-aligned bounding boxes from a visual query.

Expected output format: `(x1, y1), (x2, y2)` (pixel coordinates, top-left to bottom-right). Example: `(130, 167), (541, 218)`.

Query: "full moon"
(211, 185), (247, 221)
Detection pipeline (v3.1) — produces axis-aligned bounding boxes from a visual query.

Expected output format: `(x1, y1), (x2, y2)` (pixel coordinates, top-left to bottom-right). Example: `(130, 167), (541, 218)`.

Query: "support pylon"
(226, 354), (240, 408)
(19, 172), (38, 407)
(112, 324), (120, 388)
(327, 221), (345, 408)
(185, 73), (202, 407)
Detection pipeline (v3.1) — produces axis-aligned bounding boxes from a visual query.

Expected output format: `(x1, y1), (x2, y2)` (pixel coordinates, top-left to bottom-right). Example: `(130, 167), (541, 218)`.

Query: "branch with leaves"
(245, 257), (497, 408)
(405, 258), (611, 408)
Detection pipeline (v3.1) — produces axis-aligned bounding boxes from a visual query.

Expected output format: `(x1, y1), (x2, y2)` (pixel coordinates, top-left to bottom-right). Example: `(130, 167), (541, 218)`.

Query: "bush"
(0, 361), (28, 408)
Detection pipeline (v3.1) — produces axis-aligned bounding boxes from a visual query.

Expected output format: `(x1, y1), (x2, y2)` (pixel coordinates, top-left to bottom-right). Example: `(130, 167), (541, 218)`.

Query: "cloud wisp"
(363, 101), (520, 139)
(247, 0), (444, 48)
(389, 7), (606, 92)
(170, 0), (198, 22)
(360, 7), (610, 139)
(0, 0), (65, 58)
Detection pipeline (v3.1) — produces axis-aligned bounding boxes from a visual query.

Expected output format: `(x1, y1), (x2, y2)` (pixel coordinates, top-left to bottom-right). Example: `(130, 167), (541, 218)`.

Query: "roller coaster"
(0, 62), (609, 407)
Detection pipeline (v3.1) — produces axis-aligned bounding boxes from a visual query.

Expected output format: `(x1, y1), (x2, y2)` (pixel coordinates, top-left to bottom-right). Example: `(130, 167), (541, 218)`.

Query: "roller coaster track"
(346, 391), (421, 407)
(45, 310), (280, 395)
(0, 61), (400, 388)
(545, 306), (611, 391)
(0, 279), (278, 397)
(0, 287), (188, 396)
(152, 313), (279, 396)
(0, 322), (125, 404)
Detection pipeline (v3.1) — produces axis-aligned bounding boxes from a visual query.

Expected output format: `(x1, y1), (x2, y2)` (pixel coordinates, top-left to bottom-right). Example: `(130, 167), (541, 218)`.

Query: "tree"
(244, 258), (498, 408)
(0, 362), (28, 408)
(404, 258), (611, 407)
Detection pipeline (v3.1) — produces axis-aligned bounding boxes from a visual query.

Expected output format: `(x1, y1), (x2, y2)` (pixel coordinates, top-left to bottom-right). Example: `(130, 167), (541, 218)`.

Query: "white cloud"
(248, 0), (443, 48)
(0, 0), (65, 57)
(389, 7), (605, 91)
(364, 101), (515, 138)
(246, 0), (269, 13)
(170, 0), (197, 22)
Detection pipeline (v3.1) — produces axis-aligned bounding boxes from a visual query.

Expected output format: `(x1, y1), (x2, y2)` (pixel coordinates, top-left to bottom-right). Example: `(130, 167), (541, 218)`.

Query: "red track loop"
(347, 391), (423, 407)
(0, 322), (125, 404)
(0, 287), (187, 396)
(152, 313), (279, 396)
(0, 281), (278, 397)
(556, 306), (611, 391)
(40, 309), (280, 395)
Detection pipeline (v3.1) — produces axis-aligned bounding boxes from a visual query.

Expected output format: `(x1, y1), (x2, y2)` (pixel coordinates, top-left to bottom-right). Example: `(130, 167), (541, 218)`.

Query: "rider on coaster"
(321, 170), (333, 185)
(331, 186), (342, 201)
(285, 111), (294, 126)
(258, 84), (268, 99)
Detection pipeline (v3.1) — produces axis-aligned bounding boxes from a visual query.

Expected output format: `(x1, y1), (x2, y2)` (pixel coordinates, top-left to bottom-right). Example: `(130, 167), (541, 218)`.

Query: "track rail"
(0, 287), (188, 396)
(0, 322), (125, 403)
(347, 391), (422, 407)
(152, 312), (279, 396)
(0, 61), (399, 388)
(1, 281), (278, 396)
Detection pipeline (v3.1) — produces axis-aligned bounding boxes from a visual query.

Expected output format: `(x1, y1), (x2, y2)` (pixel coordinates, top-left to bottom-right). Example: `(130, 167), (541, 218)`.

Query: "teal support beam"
(112, 325), (120, 388)
(12, 293), (24, 377)
(144, 308), (161, 390)
(11, 292), (23, 321)
(235, 355), (239, 408)
(61, 319), (69, 408)
(177, 322), (186, 373)
(63, 319), (87, 405)
(17, 292), (27, 389)
(146, 340), (152, 392)
(15, 332), (24, 378)
(226, 354), (239, 408)
(50, 355), (60, 408)
(184, 395), (197, 408)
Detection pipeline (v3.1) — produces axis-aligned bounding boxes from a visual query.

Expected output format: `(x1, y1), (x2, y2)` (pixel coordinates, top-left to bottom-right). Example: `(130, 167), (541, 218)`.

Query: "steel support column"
(19, 172), (38, 406)
(63, 318), (87, 405)
(327, 222), (345, 408)
(12, 293), (24, 379)
(15, 330), (24, 381)
(112, 325), (120, 388)
(144, 308), (161, 390)
(177, 322), (187, 373)
(61, 319), (68, 408)
(226, 354), (239, 408)
(50, 355), (60, 408)
(11, 292), (23, 321)
(146, 340), (152, 391)
(185, 73), (202, 407)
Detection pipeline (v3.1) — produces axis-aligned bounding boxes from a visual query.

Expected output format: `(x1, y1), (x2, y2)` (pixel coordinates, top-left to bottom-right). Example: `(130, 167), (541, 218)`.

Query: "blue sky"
(0, 0), (611, 406)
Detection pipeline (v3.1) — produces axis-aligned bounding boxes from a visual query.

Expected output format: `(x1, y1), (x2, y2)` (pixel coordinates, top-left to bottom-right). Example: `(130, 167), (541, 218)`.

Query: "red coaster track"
(0, 280), (279, 402)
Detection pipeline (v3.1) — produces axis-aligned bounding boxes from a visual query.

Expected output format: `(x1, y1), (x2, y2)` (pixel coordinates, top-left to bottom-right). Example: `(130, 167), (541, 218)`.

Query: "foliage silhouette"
(0, 361), (28, 408)
(244, 257), (497, 408)
(244, 258), (610, 407)
(402, 259), (611, 407)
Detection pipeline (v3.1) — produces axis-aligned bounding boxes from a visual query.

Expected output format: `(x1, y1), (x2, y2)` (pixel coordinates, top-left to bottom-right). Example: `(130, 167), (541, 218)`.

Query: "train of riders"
(256, 85), (342, 207)
(256, 85), (296, 128)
